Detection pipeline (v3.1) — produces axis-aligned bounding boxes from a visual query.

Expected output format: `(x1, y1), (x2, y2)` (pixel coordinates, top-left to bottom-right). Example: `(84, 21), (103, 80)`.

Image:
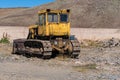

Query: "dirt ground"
(0, 43), (120, 80)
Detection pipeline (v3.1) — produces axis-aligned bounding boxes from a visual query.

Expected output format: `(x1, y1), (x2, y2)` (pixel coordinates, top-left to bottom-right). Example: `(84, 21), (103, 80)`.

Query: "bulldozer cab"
(37, 9), (70, 37)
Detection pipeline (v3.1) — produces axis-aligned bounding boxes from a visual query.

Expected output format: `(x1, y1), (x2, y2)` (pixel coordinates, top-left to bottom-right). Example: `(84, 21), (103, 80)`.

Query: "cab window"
(60, 14), (68, 22)
(48, 13), (58, 22)
(39, 14), (46, 26)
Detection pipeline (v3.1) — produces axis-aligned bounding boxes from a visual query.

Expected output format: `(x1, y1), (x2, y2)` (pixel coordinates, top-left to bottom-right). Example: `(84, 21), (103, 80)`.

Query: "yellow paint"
(28, 9), (70, 38)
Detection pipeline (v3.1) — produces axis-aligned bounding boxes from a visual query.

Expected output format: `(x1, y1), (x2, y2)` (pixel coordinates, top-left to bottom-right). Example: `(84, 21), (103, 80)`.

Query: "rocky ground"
(0, 43), (120, 80)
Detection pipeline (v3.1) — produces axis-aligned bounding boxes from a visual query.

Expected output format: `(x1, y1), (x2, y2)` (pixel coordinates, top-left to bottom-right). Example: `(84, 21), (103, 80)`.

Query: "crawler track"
(12, 39), (80, 59)
(13, 39), (52, 59)
(24, 39), (52, 59)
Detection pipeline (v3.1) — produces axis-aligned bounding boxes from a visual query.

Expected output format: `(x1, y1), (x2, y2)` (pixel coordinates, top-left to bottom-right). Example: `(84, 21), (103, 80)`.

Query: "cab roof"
(38, 9), (70, 14)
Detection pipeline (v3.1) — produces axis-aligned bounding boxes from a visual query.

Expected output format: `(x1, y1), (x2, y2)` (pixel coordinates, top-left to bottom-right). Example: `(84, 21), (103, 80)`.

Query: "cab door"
(38, 14), (46, 36)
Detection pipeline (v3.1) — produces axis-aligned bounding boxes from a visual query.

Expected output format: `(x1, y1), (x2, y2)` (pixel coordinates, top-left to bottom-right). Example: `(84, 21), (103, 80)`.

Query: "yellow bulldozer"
(12, 9), (80, 59)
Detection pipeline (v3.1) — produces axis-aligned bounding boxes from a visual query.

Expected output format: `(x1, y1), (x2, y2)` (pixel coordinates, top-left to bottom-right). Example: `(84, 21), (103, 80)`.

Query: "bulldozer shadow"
(13, 52), (44, 59)
(12, 51), (72, 60)
(13, 51), (60, 59)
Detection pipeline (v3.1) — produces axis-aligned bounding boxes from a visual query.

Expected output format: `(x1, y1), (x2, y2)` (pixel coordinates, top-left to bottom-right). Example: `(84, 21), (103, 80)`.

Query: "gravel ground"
(0, 43), (120, 80)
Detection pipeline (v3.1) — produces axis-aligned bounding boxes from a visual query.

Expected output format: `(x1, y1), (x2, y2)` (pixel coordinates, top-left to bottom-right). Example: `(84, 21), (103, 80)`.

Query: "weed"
(0, 32), (10, 44)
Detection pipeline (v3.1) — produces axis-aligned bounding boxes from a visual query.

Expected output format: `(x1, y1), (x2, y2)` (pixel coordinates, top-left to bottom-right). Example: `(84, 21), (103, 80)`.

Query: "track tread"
(70, 39), (80, 58)
(42, 41), (52, 59)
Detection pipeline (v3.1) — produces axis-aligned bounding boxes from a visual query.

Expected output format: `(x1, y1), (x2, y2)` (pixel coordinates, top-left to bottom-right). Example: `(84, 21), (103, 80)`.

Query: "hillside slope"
(0, 0), (120, 28)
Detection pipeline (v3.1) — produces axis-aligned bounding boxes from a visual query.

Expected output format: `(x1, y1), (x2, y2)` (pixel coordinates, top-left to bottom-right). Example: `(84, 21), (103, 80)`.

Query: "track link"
(42, 41), (52, 59)
(70, 39), (80, 58)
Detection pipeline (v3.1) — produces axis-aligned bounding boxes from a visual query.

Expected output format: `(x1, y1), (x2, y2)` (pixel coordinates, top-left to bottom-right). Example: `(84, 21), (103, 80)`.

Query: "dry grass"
(73, 64), (97, 72)
(80, 39), (102, 48)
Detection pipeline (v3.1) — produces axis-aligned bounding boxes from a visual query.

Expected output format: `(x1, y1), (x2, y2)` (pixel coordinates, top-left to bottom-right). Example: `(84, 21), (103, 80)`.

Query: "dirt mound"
(0, 0), (120, 28)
